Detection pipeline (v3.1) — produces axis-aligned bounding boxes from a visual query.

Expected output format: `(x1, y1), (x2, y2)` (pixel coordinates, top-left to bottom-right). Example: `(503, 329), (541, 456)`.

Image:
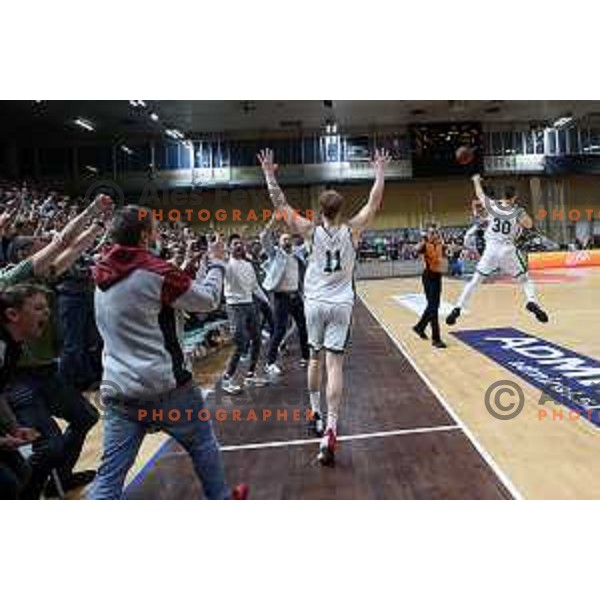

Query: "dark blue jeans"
(449, 258), (464, 277)
(267, 292), (309, 364)
(256, 295), (273, 334)
(226, 303), (262, 377)
(8, 365), (99, 499)
(57, 292), (101, 390)
(0, 449), (30, 500)
(88, 384), (228, 500)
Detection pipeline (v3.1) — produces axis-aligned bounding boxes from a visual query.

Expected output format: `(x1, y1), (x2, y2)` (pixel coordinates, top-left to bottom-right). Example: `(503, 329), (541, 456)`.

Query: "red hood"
(93, 245), (156, 291)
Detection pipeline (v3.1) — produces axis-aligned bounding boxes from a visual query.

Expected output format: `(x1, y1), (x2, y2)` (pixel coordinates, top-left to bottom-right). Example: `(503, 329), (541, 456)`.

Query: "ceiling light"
(74, 118), (95, 131)
(129, 100), (147, 108)
(121, 145), (133, 155)
(552, 116), (573, 128)
(325, 121), (338, 135)
(150, 112), (159, 121)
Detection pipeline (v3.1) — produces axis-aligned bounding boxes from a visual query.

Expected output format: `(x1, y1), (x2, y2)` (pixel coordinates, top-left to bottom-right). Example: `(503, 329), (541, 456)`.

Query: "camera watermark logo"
(483, 380), (600, 424)
(84, 180), (125, 209)
(482, 194), (522, 221)
(484, 380), (526, 421)
(88, 380), (124, 420)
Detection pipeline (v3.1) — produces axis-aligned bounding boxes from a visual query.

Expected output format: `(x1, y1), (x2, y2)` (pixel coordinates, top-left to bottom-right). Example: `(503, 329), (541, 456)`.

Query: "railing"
(355, 259), (479, 280)
(116, 153), (560, 192)
(484, 154), (545, 174)
(116, 160), (413, 192)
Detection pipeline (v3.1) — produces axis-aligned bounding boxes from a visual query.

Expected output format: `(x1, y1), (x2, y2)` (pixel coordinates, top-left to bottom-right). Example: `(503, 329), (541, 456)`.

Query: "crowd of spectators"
(0, 178), (305, 498)
(1, 177), (598, 498)
(358, 227), (482, 276)
(356, 222), (591, 267)
(0, 180), (109, 498)
(573, 237), (598, 250)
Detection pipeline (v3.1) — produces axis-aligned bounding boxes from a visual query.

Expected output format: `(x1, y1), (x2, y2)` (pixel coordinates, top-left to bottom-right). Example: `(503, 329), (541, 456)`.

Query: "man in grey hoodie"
(88, 205), (247, 500)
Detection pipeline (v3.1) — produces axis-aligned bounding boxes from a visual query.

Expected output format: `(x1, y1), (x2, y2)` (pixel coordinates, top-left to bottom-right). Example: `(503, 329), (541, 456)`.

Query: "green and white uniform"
(304, 224), (356, 353)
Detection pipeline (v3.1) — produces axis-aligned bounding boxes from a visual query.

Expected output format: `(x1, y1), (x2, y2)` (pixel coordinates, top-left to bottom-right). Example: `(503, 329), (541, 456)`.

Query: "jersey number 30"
(492, 218), (512, 235)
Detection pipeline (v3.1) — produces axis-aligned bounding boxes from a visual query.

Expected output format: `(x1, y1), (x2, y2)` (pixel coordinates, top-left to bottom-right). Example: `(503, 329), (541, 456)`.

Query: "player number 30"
(491, 218), (512, 235)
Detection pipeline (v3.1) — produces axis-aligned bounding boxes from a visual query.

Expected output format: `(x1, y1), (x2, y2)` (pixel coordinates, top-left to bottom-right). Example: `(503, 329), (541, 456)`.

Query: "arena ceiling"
(1, 100), (599, 141)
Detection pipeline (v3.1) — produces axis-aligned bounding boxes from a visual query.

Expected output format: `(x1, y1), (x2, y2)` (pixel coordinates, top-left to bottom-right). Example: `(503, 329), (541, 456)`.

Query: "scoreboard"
(410, 122), (483, 177)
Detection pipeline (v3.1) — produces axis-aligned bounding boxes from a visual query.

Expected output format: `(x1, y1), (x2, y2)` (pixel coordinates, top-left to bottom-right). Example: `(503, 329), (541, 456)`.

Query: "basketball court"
(122, 300), (512, 500)
(70, 265), (596, 500)
(360, 266), (600, 499)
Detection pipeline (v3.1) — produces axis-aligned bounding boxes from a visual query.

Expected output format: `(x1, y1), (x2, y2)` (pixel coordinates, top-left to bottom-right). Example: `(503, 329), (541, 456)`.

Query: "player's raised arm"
(257, 148), (313, 237)
(348, 149), (391, 238)
(471, 173), (486, 203)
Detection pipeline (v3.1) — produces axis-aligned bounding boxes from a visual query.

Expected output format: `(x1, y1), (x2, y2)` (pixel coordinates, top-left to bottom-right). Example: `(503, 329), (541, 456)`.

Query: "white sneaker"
(221, 377), (242, 395)
(200, 387), (215, 401)
(265, 363), (283, 379)
(244, 374), (269, 388)
(309, 411), (324, 436)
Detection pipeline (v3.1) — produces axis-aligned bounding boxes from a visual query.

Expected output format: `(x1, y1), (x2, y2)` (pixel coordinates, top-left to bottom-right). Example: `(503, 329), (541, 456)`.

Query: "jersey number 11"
(324, 250), (342, 273)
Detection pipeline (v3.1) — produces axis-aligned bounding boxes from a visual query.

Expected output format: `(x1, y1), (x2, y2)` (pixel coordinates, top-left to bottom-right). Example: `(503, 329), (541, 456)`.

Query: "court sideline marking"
(123, 424), (462, 495)
(124, 297), (521, 498)
(358, 293), (524, 500)
(220, 424), (461, 452)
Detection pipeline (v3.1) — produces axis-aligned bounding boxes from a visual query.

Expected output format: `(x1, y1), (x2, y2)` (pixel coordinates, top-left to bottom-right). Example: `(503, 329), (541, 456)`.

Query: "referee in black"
(413, 224), (447, 348)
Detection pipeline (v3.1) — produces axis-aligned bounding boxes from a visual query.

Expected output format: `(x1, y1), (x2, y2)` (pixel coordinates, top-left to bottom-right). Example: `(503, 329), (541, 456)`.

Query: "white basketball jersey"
(483, 199), (524, 246)
(304, 224), (356, 305)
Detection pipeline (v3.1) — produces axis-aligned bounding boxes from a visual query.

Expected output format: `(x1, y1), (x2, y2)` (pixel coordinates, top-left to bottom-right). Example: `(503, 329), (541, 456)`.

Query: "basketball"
(456, 145), (475, 165)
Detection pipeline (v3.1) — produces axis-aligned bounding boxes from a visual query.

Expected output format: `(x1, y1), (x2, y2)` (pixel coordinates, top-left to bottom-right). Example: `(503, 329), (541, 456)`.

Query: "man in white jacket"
(222, 233), (270, 394)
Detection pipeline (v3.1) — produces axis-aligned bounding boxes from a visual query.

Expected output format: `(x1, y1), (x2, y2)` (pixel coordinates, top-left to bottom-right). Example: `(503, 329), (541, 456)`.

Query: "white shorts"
(476, 243), (528, 278)
(305, 300), (353, 353)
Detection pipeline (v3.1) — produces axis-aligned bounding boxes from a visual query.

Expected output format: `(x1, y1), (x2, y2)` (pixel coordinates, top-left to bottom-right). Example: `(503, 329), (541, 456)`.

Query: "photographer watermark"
(135, 407), (315, 424)
(484, 380), (600, 423)
(87, 380), (125, 420)
(481, 195), (523, 221)
(83, 178), (318, 224)
(87, 379), (316, 424)
(484, 380), (526, 420)
(537, 208), (600, 222)
(84, 180), (125, 210)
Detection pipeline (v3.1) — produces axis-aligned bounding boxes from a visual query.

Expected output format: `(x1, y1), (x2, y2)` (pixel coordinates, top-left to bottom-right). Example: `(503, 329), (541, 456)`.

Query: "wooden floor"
(358, 267), (600, 500)
(67, 352), (230, 498)
(124, 303), (511, 500)
(71, 266), (599, 499)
